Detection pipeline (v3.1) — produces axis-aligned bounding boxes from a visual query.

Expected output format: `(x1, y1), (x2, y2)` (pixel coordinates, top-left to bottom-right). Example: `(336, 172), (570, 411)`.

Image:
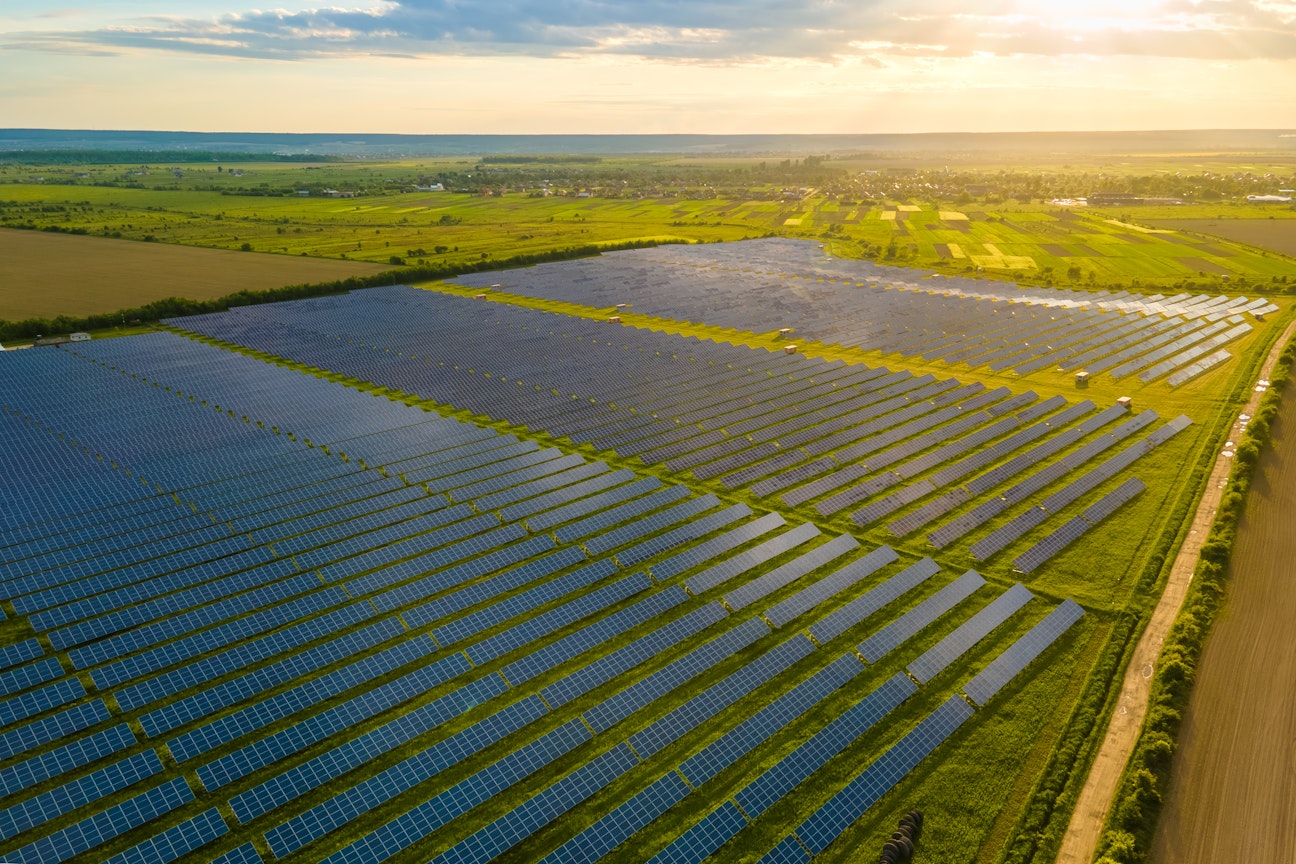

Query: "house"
(415, 183), (444, 192)
(70, 332), (91, 343)
(296, 190), (310, 197)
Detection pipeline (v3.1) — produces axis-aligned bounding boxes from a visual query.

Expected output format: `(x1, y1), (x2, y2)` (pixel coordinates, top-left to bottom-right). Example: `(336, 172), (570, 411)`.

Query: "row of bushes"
(1095, 333), (1296, 863)
(0, 238), (676, 343)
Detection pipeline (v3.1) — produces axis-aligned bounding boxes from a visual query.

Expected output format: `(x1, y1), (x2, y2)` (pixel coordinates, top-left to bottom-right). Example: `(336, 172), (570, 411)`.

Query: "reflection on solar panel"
(968, 507), (1048, 561)
(808, 557), (941, 646)
(964, 599), (1085, 706)
(685, 523), (820, 594)
(792, 695), (975, 855)
(723, 533), (859, 611)
(858, 570), (985, 663)
(1013, 477), (1146, 573)
(764, 545), (898, 628)
(907, 583), (1034, 683)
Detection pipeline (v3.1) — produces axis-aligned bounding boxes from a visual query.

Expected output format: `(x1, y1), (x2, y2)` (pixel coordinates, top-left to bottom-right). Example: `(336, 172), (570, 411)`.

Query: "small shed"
(70, 332), (91, 343)
(783, 344), (798, 355)
(615, 303), (629, 310)
(1074, 370), (1090, 388)
(777, 328), (794, 339)
(608, 316), (622, 324)
(475, 293), (487, 300)
(1117, 396), (1133, 410)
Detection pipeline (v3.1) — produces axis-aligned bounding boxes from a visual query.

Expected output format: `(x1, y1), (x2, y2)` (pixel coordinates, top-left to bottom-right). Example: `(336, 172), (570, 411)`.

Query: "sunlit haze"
(2, 0), (1294, 133)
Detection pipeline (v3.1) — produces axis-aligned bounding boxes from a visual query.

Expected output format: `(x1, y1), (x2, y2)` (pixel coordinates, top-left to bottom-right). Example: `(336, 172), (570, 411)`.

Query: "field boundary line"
(1056, 315), (1296, 864)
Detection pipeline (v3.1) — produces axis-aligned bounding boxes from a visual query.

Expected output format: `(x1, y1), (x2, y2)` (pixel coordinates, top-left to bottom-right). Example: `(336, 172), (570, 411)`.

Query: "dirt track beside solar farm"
(1145, 377), (1296, 864)
(0, 228), (385, 320)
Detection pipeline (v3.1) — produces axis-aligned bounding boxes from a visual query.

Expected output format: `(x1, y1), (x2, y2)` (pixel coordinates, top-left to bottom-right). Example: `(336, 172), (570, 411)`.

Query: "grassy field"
(3, 167), (1294, 301)
(0, 227), (386, 320)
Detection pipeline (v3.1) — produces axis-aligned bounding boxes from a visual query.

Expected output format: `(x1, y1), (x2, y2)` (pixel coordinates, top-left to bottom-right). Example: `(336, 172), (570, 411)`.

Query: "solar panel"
(539, 772), (691, 864)
(103, 808), (228, 864)
(584, 617), (770, 733)
(629, 634), (814, 759)
(734, 672), (916, 818)
(907, 582), (1034, 683)
(858, 570), (985, 663)
(808, 557), (941, 646)
(685, 522), (820, 595)
(963, 599), (1086, 706)
(723, 533), (860, 611)
(792, 695), (975, 855)
(764, 545), (899, 628)
(679, 652), (864, 788)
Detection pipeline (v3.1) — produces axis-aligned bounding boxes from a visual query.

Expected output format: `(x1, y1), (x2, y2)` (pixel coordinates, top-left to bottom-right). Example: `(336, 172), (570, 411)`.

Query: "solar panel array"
(160, 283), (1196, 563)
(0, 234), (1191, 863)
(448, 238), (1260, 382)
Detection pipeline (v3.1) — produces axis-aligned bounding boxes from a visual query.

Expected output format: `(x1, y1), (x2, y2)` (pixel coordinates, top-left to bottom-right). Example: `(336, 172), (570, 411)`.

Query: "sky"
(1, 1), (1294, 134)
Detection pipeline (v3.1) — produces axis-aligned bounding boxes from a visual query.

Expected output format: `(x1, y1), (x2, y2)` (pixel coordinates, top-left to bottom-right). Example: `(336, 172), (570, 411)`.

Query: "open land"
(0, 227), (385, 320)
(1143, 218), (1296, 258)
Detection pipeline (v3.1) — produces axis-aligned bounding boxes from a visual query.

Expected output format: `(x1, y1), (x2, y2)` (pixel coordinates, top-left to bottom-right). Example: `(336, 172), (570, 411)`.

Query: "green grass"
(3, 175), (1294, 293)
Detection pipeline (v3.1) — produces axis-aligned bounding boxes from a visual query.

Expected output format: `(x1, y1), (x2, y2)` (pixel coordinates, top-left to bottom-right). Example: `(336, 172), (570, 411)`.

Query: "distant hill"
(1, 128), (1294, 158)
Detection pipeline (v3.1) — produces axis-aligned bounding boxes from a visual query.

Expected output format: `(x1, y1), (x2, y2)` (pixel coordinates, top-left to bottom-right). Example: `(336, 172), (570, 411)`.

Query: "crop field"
(0, 228), (386, 321)
(1143, 217), (1296, 258)
(1148, 386), (1296, 864)
(0, 232), (1283, 864)
(3, 162), (1295, 298)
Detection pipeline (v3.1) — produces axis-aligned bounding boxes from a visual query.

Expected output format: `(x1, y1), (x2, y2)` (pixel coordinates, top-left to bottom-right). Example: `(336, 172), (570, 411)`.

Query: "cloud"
(4, 0), (1296, 63)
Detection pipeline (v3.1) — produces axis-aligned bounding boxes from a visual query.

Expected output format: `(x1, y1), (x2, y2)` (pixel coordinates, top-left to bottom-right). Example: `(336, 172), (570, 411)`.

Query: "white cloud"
(3, 0), (1295, 62)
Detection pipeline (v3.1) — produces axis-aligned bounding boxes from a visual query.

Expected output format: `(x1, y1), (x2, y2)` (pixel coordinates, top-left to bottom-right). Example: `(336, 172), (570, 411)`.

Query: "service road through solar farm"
(0, 238), (1285, 864)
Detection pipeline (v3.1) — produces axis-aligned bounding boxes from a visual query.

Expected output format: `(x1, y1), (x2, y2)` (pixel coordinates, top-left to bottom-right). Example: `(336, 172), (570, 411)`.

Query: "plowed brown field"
(0, 228), (386, 320)
(1149, 385), (1296, 864)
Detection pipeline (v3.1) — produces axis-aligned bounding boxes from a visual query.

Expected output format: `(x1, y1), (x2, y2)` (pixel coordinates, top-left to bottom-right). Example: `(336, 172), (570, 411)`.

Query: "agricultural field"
(0, 228), (386, 321)
(1148, 379), (1296, 864)
(0, 230), (1284, 864)
(2, 155), (1295, 306)
(1143, 217), (1296, 258)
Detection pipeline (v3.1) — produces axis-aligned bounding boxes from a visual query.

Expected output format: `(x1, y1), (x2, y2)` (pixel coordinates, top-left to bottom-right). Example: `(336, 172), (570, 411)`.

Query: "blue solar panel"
(650, 512), (785, 581)
(4, 776), (194, 864)
(540, 602), (727, 709)
(735, 672), (915, 818)
(808, 557), (941, 646)
(793, 695), (975, 855)
(858, 570), (985, 663)
(629, 634), (814, 759)
(102, 807), (228, 864)
(585, 617), (771, 733)
(964, 599), (1085, 706)
(263, 695), (549, 856)
(539, 772), (692, 864)
(646, 800), (748, 864)
(907, 583), (1034, 683)
(320, 719), (592, 864)
(673, 655), (865, 792)
(723, 533), (860, 611)
(685, 522), (820, 595)
(426, 743), (641, 864)
(764, 544), (898, 627)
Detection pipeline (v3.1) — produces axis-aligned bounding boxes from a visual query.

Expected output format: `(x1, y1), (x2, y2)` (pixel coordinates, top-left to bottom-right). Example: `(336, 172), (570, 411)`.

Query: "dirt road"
(1056, 319), (1296, 864)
